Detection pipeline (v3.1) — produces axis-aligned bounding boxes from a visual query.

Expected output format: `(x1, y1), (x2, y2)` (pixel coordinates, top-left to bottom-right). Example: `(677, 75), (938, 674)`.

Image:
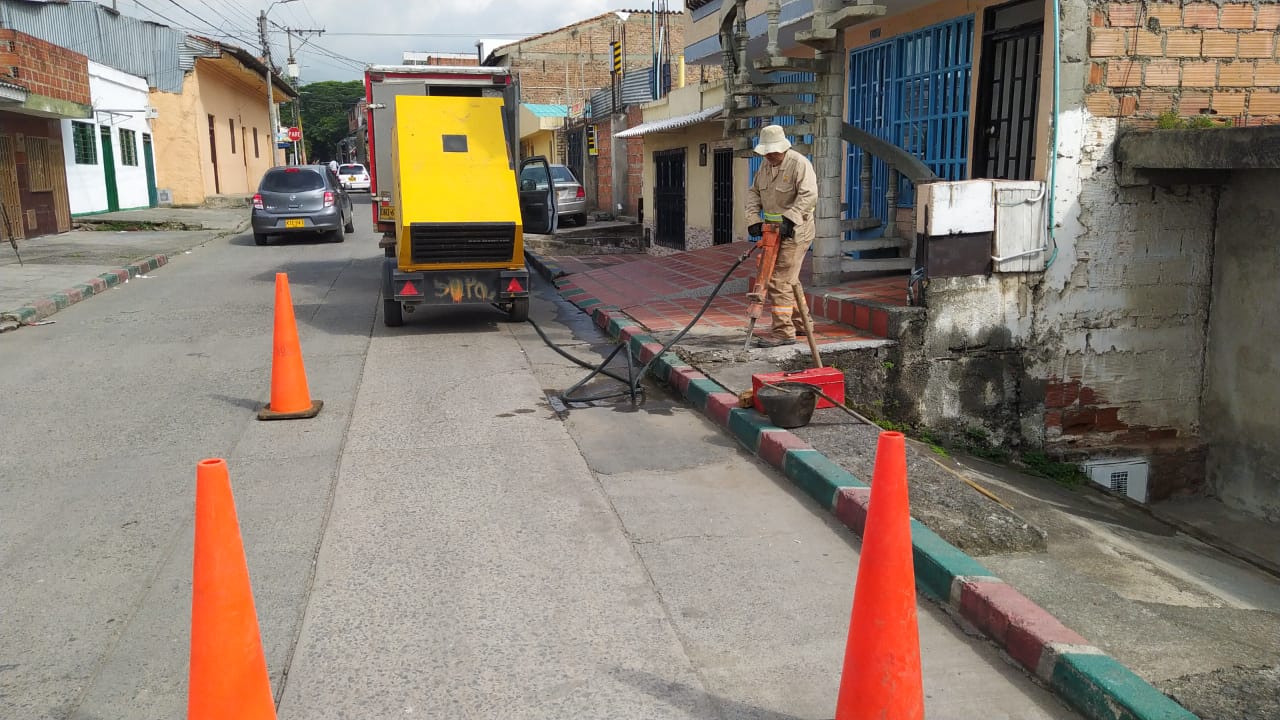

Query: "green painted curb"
(98, 272), (123, 287)
(1051, 653), (1199, 720)
(909, 520), (992, 601)
(782, 449), (866, 509)
(727, 408), (783, 453)
(607, 316), (638, 337)
(561, 287), (587, 297)
(685, 378), (724, 411)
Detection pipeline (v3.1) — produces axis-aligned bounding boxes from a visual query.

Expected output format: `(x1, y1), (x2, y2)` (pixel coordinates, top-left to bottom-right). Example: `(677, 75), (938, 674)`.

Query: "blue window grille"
(845, 16), (974, 225)
(748, 71), (815, 183)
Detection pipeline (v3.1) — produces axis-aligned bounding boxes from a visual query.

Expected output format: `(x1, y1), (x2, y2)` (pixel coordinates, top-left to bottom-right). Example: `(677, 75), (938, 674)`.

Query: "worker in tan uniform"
(744, 124), (819, 348)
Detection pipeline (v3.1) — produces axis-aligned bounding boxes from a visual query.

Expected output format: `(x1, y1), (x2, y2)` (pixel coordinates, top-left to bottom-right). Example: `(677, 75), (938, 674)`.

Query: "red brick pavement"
(544, 242), (913, 344)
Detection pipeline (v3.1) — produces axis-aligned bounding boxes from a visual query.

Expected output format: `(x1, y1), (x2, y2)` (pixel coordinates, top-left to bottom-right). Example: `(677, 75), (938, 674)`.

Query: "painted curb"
(0, 254), (168, 331)
(526, 251), (1200, 720)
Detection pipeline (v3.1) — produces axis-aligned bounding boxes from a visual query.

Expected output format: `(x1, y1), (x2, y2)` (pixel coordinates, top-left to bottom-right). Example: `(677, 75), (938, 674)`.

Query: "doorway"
(973, 0), (1044, 181)
(207, 114), (220, 194)
(653, 148), (686, 249)
(712, 148), (734, 245)
(100, 125), (120, 212)
(142, 133), (158, 207)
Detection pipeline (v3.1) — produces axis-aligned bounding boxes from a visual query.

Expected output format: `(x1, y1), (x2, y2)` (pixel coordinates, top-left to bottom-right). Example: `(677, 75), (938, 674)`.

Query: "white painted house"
(61, 61), (157, 215)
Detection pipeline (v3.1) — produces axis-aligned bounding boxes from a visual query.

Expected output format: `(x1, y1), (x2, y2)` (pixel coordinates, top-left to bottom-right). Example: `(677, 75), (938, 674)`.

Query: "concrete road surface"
(0, 207), (1078, 719)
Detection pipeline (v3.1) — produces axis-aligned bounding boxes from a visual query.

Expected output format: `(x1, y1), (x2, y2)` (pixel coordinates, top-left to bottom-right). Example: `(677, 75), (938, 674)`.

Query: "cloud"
(120, 0), (679, 82)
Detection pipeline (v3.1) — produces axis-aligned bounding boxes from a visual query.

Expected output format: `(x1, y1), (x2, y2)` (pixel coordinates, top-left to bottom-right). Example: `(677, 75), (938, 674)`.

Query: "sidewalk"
(1, 207), (248, 331)
(527, 242), (1280, 720)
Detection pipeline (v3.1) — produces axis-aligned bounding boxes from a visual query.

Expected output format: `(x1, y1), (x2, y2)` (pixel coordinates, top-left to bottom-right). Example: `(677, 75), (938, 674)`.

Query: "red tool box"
(751, 367), (846, 412)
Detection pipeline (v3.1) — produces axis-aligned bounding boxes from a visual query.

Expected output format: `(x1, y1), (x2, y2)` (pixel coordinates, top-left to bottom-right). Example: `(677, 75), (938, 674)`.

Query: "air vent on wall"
(1082, 459), (1150, 503)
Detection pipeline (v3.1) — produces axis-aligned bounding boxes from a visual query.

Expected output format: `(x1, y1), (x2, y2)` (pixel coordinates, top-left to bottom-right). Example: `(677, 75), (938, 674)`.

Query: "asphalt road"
(0, 207), (1079, 719)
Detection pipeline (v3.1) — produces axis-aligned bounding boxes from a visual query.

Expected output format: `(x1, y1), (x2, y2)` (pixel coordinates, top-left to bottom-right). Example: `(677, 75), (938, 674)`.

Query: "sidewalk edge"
(528, 253), (1200, 720)
(0, 254), (169, 331)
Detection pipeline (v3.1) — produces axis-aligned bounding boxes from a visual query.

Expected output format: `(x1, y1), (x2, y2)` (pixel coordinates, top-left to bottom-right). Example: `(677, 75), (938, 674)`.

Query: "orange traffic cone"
(834, 430), (924, 720)
(188, 458), (277, 720)
(258, 272), (323, 420)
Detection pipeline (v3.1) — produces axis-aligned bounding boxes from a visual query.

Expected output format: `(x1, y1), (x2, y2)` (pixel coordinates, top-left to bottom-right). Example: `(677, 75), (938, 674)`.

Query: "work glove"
(747, 222), (763, 239)
(780, 218), (796, 239)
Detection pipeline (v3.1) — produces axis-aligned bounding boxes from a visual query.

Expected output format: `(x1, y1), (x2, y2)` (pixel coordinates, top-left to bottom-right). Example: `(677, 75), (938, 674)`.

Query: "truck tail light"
(252, 193), (264, 210)
(323, 191), (335, 208)
(576, 186), (584, 198)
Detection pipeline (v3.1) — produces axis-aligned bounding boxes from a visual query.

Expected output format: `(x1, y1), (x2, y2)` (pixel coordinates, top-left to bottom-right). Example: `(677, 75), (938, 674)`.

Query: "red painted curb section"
(669, 366), (707, 394)
(954, 577), (1091, 677)
(705, 392), (739, 426)
(834, 487), (871, 537)
(759, 429), (813, 470)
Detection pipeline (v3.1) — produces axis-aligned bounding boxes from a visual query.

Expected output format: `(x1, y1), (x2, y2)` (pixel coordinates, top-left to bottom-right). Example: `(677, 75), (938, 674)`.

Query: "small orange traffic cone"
(834, 430), (924, 720)
(188, 458), (277, 720)
(259, 272), (322, 420)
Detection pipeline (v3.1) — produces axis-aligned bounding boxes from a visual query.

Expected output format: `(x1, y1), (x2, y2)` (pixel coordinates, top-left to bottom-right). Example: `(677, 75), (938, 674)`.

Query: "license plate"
(284, 218), (305, 228)
(348, 176), (357, 181)
(378, 205), (395, 220)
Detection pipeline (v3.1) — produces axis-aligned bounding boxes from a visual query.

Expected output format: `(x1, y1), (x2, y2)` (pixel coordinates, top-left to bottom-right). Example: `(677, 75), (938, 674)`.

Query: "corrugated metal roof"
(614, 105), (724, 138)
(0, 0), (200, 93)
(523, 103), (567, 118)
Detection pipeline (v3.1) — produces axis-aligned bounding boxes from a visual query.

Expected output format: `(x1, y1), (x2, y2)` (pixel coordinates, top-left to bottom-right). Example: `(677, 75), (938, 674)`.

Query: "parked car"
(251, 165), (355, 246)
(519, 163), (587, 228)
(338, 163), (371, 192)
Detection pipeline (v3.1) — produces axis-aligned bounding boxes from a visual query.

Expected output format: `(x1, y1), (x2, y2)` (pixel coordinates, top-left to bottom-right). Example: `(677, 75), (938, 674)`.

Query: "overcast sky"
(119, 0), (683, 84)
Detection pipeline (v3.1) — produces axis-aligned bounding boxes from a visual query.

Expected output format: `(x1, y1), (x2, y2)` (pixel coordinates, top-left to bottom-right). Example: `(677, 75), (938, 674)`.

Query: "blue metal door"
(846, 16), (975, 225)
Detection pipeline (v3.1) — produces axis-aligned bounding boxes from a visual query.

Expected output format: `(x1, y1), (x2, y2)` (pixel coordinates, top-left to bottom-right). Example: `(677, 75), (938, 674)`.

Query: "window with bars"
(845, 16), (974, 221)
(229, 119), (236, 154)
(25, 136), (53, 191)
(72, 122), (97, 165)
(119, 128), (138, 166)
(253, 127), (259, 158)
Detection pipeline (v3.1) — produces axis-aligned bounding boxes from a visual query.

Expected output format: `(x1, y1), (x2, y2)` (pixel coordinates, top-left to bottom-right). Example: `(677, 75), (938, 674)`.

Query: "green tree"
(293, 80), (364, 163)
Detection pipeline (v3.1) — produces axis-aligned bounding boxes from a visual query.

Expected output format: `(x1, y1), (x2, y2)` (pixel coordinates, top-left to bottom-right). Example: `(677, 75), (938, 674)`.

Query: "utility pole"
(282, 26), (325, 164)
(259, 11), (279, 167)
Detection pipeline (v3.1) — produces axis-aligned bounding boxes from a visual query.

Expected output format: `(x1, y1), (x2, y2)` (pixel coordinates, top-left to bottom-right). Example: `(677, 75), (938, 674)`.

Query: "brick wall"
(501, 12), (686, 105)
(1087, 1), (1280, 125)
(0, 30), (90, 106)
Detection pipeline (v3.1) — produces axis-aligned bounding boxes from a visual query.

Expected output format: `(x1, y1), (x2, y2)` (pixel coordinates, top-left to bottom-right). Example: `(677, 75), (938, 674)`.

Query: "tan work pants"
(766, 235), (812, 339)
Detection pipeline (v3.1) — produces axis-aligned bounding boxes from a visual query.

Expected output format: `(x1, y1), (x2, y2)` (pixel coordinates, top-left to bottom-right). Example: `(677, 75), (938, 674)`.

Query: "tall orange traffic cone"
(258, 272), (323, 420)
(834, 431), (924, 720)
(188, 458), (277, 720)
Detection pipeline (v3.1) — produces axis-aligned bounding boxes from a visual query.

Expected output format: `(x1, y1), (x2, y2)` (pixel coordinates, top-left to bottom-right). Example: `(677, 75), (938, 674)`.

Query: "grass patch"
(1155, 111), (1232, 130)
(1020, 452), (1087, 488)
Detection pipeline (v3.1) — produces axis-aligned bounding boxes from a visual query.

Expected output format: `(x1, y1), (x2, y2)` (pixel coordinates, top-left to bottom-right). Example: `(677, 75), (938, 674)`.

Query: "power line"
(275, 31), (530, 38)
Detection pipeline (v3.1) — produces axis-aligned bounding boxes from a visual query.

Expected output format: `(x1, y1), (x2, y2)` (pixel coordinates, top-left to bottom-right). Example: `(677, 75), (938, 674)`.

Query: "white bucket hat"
(754, 124), (792, 155)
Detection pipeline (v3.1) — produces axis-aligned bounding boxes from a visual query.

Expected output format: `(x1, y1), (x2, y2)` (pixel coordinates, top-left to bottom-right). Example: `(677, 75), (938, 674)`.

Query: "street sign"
(286, 126), (302, 142)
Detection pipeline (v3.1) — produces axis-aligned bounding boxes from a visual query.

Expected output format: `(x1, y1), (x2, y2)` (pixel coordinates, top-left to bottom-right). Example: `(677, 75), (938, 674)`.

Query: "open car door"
(518, 156), (558, 235)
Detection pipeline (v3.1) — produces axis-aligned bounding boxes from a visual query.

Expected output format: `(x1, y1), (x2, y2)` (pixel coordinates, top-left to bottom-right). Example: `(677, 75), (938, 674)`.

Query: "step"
(731, 82), (819, 96)
(841, 238), (908, 255)
(794, 28), (838, 49)
(727, 119), (815, 137)
(840, 217), (883, 232)
(728, 103), (817, 118)
(840, 256), (916, 273)
(827, 4), (888, 31)
(754, 56), (819, 73)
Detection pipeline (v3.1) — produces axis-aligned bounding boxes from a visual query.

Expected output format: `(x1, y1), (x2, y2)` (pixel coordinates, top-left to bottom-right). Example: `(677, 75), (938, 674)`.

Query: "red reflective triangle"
(506, 278), (524, 293)
(399, 281), (420, 296)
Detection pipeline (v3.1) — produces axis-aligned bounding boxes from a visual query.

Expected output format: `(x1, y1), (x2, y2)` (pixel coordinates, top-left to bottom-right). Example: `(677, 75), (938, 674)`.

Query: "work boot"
(756, 336), (797, 348)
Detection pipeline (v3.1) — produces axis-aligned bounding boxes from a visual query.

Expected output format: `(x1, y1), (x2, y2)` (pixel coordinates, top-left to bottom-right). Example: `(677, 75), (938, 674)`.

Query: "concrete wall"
(150, 56), (282, 206)
(149, 73), (205, 207)
(1202, 169), (1280, 521)
(63, 62), (153, 215)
